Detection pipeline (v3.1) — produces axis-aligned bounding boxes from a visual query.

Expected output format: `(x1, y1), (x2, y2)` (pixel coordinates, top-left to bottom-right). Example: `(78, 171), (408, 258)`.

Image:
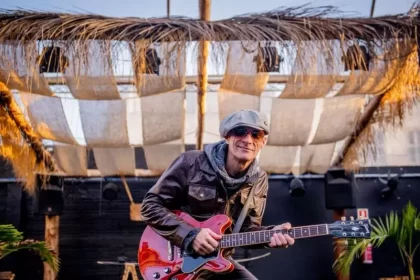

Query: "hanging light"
(38, 46), (69, 74)
(138, 48), (162, 76)
(379, 172), (401, 199)
(255, 45), (283, 73)
(342, 43), (370, 71)
(289, 177), (306, 197)
(102, 182), (119, 201)
(36, 176), (64, 216)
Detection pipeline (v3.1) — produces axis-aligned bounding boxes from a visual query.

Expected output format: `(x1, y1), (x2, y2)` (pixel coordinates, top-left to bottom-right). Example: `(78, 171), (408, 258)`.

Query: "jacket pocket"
(188, 185), (217, 215)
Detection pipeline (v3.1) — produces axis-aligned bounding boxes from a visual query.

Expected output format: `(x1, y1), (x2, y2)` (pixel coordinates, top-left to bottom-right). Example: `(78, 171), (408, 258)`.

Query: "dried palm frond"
(342, 41), (420, 170)
(0, 82), (56, 193)
(0, 4), (419, 48)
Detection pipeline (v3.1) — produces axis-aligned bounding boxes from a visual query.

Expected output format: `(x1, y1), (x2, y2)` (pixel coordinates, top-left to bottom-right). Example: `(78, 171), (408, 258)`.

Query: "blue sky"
(0, 0), (417, 19)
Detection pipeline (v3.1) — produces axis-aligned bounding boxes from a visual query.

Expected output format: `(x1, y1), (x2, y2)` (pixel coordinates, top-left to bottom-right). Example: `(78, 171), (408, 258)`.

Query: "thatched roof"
(1, 3), (420, 194)
(0, 4), (419, 43)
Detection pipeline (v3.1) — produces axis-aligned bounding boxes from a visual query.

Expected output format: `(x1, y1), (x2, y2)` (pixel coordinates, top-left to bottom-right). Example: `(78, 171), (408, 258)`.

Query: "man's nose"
(242, 133), (253, 143)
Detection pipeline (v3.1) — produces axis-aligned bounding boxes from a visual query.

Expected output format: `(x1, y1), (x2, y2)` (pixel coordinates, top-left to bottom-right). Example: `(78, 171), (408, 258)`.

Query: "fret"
(302, 226), (308, 237)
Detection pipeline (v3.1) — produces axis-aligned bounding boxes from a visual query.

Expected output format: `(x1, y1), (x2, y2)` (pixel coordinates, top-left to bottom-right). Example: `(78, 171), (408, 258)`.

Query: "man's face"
(225, 126), (267, 162)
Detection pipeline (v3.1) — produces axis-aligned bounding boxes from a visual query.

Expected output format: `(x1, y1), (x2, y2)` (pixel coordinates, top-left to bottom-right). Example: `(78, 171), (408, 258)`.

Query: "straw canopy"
(0, 5), (419, 43)
(1, 3), (420, 194)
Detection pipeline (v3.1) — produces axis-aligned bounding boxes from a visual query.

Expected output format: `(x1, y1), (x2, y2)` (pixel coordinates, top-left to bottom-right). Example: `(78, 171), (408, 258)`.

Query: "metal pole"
(370, 0), (376, 17)
(167, 0), (170, 18)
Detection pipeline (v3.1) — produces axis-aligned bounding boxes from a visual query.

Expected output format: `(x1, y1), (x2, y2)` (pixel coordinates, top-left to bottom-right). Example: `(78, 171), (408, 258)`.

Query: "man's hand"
(192, 228), (222, 256)
(268, 223), (295, 248)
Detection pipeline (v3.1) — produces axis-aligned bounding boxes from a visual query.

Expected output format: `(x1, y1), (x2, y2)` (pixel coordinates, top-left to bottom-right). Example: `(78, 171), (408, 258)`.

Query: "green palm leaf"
(1, 240), (59, 272)
(333, 202), (420, 280)
(0, 224), (60, 273)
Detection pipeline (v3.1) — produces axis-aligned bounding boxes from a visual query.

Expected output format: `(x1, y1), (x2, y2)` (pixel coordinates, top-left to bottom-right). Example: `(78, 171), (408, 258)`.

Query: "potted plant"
(333, 201), (420, 280)
(0, 224), (59, 274)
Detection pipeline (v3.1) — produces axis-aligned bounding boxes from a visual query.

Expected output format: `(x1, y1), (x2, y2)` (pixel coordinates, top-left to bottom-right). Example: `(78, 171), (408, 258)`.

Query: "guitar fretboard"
(220, 224), (328, 248)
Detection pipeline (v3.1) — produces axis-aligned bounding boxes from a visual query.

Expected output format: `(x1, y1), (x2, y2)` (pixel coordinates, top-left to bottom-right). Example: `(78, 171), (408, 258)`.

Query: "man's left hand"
(268, 223), (295, 248)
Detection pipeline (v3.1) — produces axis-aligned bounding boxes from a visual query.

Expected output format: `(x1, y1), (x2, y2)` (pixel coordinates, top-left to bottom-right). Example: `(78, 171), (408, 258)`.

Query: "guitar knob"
(164, 267), (171, 274)
(341, 216), (346, 222)
(152, 272), (160, 279)
(350, 216), (354, 221)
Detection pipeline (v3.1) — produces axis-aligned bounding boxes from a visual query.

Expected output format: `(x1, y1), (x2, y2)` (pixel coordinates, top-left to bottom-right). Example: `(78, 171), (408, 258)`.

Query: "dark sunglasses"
(229, 127), (265, 141)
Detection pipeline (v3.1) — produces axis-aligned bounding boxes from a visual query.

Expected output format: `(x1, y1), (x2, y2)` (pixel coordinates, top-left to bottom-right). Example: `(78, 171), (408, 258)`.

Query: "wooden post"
(196, 0), (211, 150)
(333, 209), (350, 280)
(44, 216), (60, 280)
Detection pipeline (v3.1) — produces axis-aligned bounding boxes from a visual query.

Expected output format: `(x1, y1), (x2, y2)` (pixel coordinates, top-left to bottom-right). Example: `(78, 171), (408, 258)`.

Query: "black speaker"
(324, 169), (356, 209)
(35, 176), (64, 216)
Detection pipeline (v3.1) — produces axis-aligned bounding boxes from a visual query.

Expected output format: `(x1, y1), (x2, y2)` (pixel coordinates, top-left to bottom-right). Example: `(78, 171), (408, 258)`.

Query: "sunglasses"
(229, 127), (265, 141)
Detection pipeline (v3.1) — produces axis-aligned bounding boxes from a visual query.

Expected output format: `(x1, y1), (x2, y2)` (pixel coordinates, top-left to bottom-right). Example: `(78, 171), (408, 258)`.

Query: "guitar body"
(138, 211), (234, 280)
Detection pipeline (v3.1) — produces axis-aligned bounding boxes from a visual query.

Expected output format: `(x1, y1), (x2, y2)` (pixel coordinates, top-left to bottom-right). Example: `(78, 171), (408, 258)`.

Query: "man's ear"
(262, 136), (268, 146)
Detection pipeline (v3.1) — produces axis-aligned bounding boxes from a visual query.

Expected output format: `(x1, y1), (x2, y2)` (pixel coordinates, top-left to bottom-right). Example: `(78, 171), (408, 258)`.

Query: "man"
(141, 109), (295, 279)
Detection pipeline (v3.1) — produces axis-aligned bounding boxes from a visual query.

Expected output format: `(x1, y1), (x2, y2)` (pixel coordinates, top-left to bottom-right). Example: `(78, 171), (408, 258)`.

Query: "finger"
(193, 244), (206, 255)
(275, 233), (287, 246)
(284, 234), (295, 245)
(208, 229), (222, 240)
(198, 247), (208, 256)
(281, 223), (292, 230)
(206, 236), (219, 249)
(269, 236), (276, 247)
(201, 241), (215, 254)
(272, 233), (281, 246)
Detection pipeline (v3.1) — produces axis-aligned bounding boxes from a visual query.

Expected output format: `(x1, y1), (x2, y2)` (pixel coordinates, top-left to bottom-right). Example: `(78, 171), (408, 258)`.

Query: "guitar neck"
(220, 224), (329, 248)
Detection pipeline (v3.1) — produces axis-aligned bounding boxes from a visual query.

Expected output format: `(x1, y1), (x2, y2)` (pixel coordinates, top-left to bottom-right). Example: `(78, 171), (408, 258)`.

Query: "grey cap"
(219, 109), (270, 137)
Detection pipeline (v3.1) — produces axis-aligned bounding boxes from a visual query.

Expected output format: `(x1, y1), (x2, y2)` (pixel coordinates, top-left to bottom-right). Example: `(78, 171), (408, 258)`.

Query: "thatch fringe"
(0, 4), (419, 43)
(342, 43), (420, 170)
(0, 82), (57, 193)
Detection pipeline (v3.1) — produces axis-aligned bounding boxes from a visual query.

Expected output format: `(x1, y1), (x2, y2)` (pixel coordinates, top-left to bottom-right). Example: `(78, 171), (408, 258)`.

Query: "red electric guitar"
(138, 211), (371, 280)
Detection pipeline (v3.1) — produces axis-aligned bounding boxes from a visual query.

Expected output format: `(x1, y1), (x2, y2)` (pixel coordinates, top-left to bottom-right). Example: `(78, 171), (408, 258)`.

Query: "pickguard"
(181, 250), (219, 273)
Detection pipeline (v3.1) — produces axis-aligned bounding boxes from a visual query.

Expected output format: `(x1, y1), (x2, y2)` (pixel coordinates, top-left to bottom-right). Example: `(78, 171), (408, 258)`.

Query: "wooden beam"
(196, 0), (211, 150)
(332, 94), (384, 166)
(38, 168), (162, 178)
(44, 74), (348, 86)
(44, 216), (60, 280)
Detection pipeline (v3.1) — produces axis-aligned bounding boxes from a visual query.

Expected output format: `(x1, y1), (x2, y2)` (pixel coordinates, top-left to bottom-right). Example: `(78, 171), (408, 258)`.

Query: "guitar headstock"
(328, 216), (371, 239)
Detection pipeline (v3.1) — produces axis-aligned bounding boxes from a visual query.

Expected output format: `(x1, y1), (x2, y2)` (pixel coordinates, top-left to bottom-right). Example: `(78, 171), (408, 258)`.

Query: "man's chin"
(234, 152), (255, 162)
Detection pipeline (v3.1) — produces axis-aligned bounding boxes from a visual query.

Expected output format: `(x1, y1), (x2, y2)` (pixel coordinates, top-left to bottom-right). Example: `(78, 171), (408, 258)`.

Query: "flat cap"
(219, 110), (270, 137)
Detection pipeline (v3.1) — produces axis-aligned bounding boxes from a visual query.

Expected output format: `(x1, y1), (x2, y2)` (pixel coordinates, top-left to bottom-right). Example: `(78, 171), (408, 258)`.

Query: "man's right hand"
(192, 228), (222, 256)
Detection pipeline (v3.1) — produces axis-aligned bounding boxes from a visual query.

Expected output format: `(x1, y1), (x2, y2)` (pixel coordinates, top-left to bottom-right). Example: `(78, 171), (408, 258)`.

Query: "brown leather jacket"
(141, 150), (273, 249)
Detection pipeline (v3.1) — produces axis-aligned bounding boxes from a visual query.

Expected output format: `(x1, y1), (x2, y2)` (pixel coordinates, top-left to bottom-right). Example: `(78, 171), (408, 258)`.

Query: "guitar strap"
(232, 183), (258, 234)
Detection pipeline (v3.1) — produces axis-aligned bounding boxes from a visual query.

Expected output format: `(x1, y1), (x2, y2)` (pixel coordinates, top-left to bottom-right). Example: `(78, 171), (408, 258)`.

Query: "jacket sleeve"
(241, 172), (275, 249)
(140, 153), (196, 248)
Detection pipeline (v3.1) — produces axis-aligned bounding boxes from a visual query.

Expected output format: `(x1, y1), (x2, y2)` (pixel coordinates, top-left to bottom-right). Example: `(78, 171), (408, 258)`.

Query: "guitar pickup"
(168, 241), (174, 261)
